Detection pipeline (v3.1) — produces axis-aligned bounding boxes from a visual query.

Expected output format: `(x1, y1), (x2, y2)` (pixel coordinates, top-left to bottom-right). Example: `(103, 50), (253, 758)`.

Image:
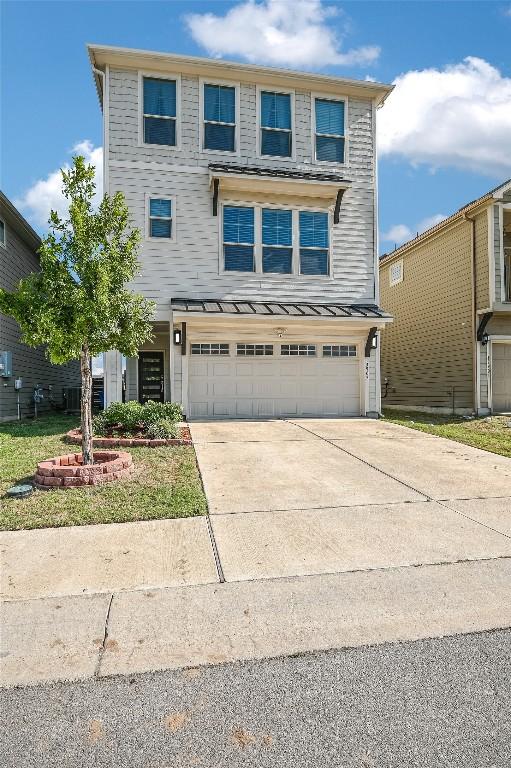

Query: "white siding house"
(89, 45), (393, 419)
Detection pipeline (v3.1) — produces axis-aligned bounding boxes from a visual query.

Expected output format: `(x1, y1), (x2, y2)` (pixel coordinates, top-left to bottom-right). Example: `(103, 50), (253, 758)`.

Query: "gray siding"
(107, 67), (376, 315)
(493, 205), (502, 302)
(0, 214), (80, 421)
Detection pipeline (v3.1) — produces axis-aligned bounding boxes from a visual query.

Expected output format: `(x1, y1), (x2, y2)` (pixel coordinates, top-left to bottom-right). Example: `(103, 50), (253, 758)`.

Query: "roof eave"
(86, 43), (393, 106)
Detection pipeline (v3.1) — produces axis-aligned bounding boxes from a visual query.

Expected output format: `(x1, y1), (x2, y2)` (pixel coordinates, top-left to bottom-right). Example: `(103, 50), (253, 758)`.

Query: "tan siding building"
(380, 181), (511, 415)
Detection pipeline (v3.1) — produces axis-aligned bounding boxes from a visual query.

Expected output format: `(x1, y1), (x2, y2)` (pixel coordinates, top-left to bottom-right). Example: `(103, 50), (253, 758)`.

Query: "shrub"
(93, 400), (182, 436)
(146, 418), (180, 440)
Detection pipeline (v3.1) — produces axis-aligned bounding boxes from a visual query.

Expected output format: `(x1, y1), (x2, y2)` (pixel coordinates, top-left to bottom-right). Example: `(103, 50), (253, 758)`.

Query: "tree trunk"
(80, 345), (94, 465)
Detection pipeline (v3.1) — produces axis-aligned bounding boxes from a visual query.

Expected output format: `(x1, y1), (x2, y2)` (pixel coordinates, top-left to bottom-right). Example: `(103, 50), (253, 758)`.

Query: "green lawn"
(382, 409), (511, 459)
(0, 414), (207, 531)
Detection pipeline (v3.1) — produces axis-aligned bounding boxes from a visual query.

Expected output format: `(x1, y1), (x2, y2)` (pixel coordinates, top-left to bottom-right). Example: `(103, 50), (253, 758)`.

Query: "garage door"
(492, 343), (511, 412)
(188, 341), (361, 419)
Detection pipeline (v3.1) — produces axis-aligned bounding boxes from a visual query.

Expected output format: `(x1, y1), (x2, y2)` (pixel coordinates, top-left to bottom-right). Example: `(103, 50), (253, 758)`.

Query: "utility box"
(0, 351), (12, 377)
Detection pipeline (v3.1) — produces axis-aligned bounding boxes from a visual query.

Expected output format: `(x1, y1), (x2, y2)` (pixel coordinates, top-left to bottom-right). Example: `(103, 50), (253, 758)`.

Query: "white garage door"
(492, 343), (511, 412)
(188, 341), (361, 419)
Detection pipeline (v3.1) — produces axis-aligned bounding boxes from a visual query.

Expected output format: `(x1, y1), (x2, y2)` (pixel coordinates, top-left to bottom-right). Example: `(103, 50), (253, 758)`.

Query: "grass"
(0, 414), (207, 531)
(382, 409), (511, 459)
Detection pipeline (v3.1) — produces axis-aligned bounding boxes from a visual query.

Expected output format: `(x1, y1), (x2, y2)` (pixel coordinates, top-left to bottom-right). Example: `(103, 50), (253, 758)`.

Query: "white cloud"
(17, 140), (103, 229)
(381, 213), (447, 246)
(185, 0), (379, 68)
(378, 57), (511, 177)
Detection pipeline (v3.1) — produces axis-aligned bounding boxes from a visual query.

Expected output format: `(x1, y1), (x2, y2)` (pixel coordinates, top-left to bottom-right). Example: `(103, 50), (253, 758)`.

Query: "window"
(237, 344), (274, 356)
(260, 91), (292, 157)
(314, 98), (345, 163)
(143, 77), (177, 146)
(281, 344), (316, 356)
(323, 345), (357, 357)
(191, 343), (230, 355)
(148, 198), (173, 239)
(262, 208), (293, 273)
(389, 259), (403, 286)
(203, 84), (236, 152)
(299, 212), (329, 275)
(223, 206), (255, 272)
(0, 219), (5, 247)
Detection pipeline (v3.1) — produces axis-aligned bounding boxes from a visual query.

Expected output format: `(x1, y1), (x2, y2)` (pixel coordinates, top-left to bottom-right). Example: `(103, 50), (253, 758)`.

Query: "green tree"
(0, 156), (154, 464)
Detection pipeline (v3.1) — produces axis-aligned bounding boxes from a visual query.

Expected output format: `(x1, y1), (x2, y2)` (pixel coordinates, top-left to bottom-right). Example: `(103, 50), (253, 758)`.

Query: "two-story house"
(89, 45), (393, 419)
(379, 180), (511, 415)
(0, 192), (80, 420)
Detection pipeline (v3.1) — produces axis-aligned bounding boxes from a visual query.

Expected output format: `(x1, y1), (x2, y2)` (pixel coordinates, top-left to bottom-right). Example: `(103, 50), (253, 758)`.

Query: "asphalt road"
(1, 629), (510, 768)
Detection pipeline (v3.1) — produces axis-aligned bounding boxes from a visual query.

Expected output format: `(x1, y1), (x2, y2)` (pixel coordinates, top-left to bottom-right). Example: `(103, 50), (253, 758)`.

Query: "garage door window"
(323, 345), (357, 357)
(191, 343), (230, 355)
(281, 344), (316, 356)
(237, 344), (274, 356)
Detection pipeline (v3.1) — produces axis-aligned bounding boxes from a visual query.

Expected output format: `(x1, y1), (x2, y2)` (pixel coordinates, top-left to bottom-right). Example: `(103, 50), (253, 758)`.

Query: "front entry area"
(138, 351), (165, 404)
(188, 341), (361, 419)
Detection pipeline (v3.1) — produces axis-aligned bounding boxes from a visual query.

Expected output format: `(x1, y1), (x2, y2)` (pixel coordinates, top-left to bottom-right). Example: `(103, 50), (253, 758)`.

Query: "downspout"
(463, 213), (478, 413)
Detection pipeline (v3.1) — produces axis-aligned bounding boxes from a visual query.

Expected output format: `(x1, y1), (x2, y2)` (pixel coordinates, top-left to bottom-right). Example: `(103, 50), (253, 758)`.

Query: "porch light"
(370, 334), (378, 349)
(173, 329), (182, 345)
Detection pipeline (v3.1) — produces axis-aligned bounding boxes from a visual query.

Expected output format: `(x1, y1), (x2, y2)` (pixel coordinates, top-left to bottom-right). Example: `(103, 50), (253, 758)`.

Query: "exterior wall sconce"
(173, 329), (182, 345)
(481, 332), (489, 346)
(274, 327), (287, 338)
(370, 334), (378, 350)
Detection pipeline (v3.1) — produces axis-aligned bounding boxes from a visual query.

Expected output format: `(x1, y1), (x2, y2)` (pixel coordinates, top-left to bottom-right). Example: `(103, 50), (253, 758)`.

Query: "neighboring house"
(0, 192), (80, 421)
(379, 180), (511, 415)
(89, 45), (393, 419)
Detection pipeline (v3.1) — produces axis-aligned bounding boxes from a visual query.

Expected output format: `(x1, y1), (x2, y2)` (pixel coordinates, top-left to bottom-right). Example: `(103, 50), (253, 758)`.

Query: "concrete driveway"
(191, 418), (511, 582)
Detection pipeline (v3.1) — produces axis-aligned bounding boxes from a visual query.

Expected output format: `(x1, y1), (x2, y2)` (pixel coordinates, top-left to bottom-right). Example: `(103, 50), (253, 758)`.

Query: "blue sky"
(2, 0), (511, 252)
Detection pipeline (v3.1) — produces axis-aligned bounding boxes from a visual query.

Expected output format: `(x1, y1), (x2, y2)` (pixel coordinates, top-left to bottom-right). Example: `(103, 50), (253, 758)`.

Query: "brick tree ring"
(33, 451), (134, 489)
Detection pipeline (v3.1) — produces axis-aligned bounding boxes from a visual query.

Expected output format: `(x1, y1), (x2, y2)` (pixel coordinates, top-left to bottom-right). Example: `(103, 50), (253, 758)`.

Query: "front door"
(138, 351), (164, 404)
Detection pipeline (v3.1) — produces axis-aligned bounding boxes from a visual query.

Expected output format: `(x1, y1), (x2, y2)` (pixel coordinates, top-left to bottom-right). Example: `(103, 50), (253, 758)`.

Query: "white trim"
(255, 84), (296, 161)
(487, 341), (492, 412)
(145, 193), (177, 243)
(172, 310), (392, 326)
(476, 339), (481, 412)
(488, 205), (495, 307)
(218, 199), (333, 278)
(104, 65), (110, 196)
(499, 203), (506, 303)
(138, 70), (182, 150)
(311, 92), (349, 168)
(0, 218), (6, 248)
(372, 98), (379, 304)
(199, 76), (240, 157)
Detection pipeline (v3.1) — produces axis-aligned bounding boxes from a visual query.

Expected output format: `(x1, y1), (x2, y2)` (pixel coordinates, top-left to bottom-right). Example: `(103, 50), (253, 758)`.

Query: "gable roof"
(380, 178), (511, 265)
(0, 191), (41, 252)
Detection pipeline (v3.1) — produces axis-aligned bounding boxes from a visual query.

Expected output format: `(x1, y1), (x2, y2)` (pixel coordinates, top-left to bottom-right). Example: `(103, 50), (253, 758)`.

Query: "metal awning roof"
(208, 163), (347, 185)
(171, 298), (391, 320)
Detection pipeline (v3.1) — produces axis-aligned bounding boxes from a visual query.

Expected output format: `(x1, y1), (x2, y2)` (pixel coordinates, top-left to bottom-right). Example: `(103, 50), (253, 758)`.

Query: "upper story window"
(262, 208), (293, 273)
(222, 204), (330, 276)
(203, 83), (236, 152)
(314, 98), (345, 164)
(299, 212), (329, 275)
(389, 259), (403, 286)
(223, 205), (254, 272)
(143, 77), (177, 146)
(148, 197), (174, 239)
(0, 219), (5, 248)
(260, 91), (292, 158)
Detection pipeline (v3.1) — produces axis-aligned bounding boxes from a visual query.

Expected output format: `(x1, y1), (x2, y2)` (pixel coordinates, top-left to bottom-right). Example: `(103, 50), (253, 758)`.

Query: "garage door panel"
(492, 344), (511, 412)
(188, 341), (362, 419)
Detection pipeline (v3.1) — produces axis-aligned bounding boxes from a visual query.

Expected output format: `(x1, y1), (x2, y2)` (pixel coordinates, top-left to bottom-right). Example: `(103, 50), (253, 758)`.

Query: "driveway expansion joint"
(94, 593), (114, 677)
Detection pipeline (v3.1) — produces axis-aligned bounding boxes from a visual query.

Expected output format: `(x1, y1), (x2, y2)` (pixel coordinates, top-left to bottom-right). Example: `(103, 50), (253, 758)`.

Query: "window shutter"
(143, 78), (176, 117)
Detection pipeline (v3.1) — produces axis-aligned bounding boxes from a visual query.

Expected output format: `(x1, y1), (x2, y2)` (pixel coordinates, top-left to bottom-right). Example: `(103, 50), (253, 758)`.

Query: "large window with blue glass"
(223, 206), (254, 271)
(223, 205), (329, 276)
(262, 209), (293, 273)
(299, 211), (329, 275)
(260, 91), (292, 157)
(314, 98), (345, 163)
(143, 77), (177, 146)
(203, 84), (236, 152)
